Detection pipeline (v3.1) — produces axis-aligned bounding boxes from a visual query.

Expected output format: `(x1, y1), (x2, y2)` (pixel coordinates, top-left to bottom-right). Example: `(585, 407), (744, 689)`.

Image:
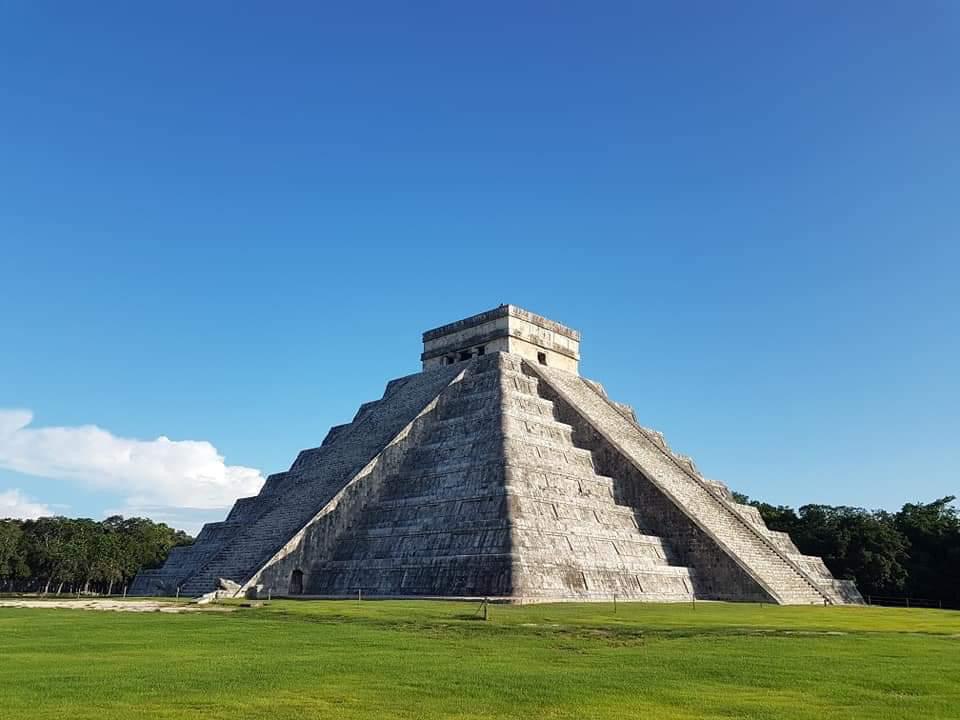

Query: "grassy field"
(1, 600), (958, 719)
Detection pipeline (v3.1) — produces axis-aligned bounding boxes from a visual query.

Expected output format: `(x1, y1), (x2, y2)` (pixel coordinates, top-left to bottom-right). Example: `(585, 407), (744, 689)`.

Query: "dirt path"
(0, 599), (231, 613)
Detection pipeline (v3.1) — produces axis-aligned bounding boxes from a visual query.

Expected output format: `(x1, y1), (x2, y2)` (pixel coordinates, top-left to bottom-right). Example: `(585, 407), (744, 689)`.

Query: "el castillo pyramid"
(132, 305), (863, 604)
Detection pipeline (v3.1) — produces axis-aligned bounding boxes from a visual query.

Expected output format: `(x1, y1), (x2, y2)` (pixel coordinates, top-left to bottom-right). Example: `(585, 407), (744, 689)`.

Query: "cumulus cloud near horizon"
(0, 409), (265, 515)
(0, 488), (53, 519)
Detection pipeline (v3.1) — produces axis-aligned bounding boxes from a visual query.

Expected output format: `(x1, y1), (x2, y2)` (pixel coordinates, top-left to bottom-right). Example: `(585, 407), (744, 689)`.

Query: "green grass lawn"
(1, 600), (958, 719)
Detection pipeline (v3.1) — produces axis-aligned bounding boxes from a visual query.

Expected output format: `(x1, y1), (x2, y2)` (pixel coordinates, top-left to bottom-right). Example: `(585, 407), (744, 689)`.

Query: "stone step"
(427, 408), (575, 443)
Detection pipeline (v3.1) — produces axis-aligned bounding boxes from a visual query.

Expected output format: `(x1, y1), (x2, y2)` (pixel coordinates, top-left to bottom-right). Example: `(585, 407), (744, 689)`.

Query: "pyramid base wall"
(259, 593), (715, 605)
(305, 556), (514, 597)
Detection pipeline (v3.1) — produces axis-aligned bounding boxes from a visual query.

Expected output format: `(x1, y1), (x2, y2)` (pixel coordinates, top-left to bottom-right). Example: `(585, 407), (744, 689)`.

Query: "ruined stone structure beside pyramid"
(131, 305), (863, 604)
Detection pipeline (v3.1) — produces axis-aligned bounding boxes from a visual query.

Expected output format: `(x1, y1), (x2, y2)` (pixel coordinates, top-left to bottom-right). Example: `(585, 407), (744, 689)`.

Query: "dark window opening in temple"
(476, 346), (486, 356)
(458, 350), (472, 361)
(289, 569), (304, 595)
(537, 352), (547, 365)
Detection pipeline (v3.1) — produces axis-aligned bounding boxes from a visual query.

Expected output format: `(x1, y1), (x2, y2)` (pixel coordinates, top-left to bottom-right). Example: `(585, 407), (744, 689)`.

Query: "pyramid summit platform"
(132, 305), (862, 605)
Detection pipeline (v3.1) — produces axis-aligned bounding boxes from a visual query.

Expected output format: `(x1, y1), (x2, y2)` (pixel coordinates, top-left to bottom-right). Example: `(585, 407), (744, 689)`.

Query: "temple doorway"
(289, 569), (304, 595)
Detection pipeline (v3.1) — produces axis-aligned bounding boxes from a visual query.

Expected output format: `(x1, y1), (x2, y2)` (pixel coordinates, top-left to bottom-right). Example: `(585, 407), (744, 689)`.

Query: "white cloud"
(0, 409), (264, 514)
(0, 488), (53, 519)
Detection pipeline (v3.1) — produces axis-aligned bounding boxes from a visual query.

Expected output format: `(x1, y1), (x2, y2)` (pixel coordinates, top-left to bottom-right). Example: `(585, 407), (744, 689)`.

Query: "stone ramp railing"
(528, 364), (830, 605)
(697, 468), (861, 604)
(238, 385), (458, 597)
(177, 363), (466, 596)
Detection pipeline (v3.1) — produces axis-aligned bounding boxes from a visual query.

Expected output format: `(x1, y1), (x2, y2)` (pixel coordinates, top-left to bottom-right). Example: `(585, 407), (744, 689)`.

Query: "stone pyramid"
(132, 305), (862, 604)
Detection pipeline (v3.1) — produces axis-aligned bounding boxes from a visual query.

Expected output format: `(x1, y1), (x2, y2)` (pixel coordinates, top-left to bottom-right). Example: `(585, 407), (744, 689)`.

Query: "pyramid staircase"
(288, 353), (699, 600)
(526, 363), (860, 605)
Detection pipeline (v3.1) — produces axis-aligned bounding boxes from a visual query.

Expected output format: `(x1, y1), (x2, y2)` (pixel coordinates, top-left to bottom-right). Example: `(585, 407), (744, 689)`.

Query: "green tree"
(0, 521), (28, 590)
(0, 516), (191, 594)
(92, 530), (125, 595)
(895, 496), (960, 602)
(23, 517), (71, 594)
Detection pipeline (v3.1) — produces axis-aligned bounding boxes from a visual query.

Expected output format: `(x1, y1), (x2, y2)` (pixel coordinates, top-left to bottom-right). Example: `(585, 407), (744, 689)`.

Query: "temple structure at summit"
(132, 305), (863, 605)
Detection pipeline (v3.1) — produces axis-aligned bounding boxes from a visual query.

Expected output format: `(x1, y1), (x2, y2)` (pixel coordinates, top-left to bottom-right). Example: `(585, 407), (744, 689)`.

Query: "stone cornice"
(422, 304), (581, 343)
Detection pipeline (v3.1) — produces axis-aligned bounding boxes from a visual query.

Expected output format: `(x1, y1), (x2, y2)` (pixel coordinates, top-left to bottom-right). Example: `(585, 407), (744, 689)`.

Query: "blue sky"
(1, 3), (957, 533)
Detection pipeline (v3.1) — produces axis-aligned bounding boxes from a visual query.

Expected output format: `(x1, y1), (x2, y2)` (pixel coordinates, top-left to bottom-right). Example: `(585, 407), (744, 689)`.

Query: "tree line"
(735, 494), (960, 605)
(0, 516), (193, 596)
(1, 496), (958, 603)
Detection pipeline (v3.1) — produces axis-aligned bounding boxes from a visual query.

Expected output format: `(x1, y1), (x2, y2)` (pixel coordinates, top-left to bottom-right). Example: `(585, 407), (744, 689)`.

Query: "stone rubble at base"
(131, 306), (863, 605)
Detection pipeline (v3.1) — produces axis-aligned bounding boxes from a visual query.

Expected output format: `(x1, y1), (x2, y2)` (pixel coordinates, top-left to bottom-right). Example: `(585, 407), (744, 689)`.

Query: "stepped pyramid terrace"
(132, 305), (863, 605)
